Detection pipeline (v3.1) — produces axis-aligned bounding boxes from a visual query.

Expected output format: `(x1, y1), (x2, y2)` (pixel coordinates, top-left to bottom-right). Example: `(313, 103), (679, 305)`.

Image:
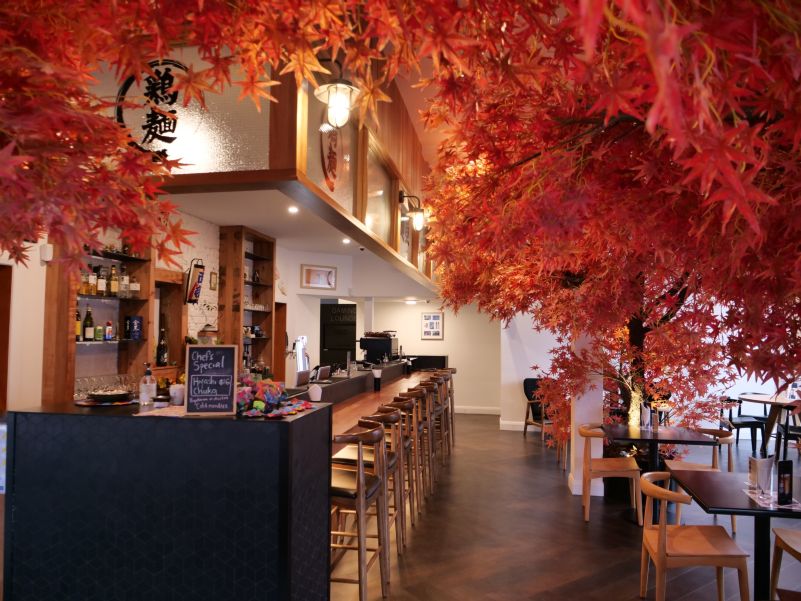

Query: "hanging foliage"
(3, 0), (801, 434)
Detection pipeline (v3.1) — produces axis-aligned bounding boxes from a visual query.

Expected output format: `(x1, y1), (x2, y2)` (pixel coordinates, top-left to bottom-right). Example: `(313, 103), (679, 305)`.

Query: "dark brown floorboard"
(330, 415), (801, 601)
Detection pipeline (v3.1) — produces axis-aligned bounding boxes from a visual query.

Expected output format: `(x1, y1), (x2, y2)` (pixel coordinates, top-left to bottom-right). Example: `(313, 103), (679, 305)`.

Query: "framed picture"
(209, 271), (218, 291)
(421, 311), (444, 340)
(300, 264), (337, 290)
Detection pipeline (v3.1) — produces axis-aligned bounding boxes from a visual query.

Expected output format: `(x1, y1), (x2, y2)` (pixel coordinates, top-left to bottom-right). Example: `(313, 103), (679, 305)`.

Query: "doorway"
(320, 303), (356, 368)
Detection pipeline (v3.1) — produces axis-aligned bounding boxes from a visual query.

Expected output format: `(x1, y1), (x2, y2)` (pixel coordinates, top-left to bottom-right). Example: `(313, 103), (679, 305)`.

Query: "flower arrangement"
(237, 377), (287, 417)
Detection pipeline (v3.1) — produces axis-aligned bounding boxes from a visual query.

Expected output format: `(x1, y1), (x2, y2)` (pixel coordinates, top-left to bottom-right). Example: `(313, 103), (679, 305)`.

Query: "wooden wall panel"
(368, 79), (430, 200)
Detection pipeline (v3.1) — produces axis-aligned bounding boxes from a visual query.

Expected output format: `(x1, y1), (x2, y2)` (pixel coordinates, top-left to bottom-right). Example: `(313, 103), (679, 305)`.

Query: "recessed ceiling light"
(342, 238), (351, 244)
(288, 206), (299, 214)
(405, 300), (417, 305)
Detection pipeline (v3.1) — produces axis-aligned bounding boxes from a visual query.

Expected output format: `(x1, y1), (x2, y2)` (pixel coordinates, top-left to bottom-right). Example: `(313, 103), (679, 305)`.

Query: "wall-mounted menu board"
(185, 345), (237, 415)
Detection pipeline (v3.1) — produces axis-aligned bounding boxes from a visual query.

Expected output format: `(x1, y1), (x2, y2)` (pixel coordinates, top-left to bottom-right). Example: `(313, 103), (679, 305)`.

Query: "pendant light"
(313, 61), (359, 129)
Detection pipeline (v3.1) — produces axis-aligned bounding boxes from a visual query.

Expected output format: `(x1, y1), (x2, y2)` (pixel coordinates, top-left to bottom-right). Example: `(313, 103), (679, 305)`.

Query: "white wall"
(275, 246), (354, 384)
(499, 313), (559, 430)
(373, 302), (501, 414)
(156, 211), (219, 338)
(2, 249), (47, 409)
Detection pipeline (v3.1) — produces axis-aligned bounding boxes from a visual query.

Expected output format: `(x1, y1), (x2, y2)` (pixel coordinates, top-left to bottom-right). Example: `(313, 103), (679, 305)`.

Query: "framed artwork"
(209, 271), (218, 291)
(421, 311), (444, 340)
(300, 264), (337, 290)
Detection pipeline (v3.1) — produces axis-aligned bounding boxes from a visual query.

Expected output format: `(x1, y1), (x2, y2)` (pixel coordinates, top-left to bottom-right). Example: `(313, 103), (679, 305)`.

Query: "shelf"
(77, 294), (145, 301)
(243, 308), (271, 314)
(76, 339), (144, 346)
(244, 251), (272, 262)
(243, 336), (271, 344)
(86, 250), (149, 263)
(243, 280), (272, 289)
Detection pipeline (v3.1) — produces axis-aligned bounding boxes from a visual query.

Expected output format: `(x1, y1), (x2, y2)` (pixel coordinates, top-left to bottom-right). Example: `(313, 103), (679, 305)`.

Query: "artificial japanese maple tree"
(3, 0), (801, 434)
(423, 0), (801, 436)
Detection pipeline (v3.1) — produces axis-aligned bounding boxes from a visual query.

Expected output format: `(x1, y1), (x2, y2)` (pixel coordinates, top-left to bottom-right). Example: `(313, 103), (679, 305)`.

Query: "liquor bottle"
(94, 324), (104, 341)
(79, 270), (89, 295)
(75, 303), (82, 341)
(109, 265), (119, 297)
(139, 363), (157, 406)
(88, 265), (98, 295)
(82, 305), (94, 341)
(104, 320), (113, 341)
(119, 265), (130, 299)
(129, 275), (140, 299)
(156, 328), (169, 366)
(96, 266), (108, 297)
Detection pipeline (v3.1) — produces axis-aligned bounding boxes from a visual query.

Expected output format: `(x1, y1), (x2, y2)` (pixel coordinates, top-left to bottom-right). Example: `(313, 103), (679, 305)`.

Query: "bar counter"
(294, 360), (407, 404)
(4, 402), (332, 601)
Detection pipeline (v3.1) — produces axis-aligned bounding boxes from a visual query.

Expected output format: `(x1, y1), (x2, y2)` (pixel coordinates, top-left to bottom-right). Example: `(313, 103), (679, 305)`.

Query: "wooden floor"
(330, 412), (801, 601)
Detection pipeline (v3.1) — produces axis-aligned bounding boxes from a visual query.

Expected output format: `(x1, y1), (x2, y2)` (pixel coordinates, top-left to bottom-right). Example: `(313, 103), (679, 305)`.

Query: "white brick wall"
(157, 211), (219, 338)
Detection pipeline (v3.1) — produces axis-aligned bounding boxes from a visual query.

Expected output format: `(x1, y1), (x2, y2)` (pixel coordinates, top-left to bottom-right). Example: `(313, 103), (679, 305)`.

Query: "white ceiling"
(171, 188), (439, 302)
(172, 188), (364, 255)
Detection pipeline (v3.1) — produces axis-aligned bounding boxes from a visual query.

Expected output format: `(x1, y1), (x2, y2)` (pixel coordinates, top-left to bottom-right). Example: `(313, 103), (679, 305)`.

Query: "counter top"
(12, 402), (331, 424)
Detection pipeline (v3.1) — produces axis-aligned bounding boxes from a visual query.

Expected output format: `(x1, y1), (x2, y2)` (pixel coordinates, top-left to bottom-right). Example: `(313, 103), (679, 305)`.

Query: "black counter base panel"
(4, 407), (331, 601)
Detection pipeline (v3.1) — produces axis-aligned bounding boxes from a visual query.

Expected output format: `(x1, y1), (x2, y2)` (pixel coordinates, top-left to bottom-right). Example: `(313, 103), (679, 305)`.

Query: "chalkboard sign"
(184, 345), (238, 416)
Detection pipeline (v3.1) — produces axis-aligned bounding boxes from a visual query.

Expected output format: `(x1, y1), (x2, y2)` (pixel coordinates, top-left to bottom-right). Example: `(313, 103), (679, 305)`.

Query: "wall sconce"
(313, 61), (359, 129)
(399, 191), (426, 232)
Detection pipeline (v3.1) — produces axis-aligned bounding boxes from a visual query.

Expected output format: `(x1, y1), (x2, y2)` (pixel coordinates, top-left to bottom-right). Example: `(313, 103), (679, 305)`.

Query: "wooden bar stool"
(333, 410), (407, 556)
(381, 400), (419, 526)
(330, 420), (389, 601)
(402, 386), (437, 494)
(424, 377), (450, 464)
(771, 528), (801, 601)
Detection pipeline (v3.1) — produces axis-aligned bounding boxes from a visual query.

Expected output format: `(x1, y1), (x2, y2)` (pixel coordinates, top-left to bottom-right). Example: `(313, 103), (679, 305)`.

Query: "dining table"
(601, 424), (719, 472)
(669, 468), (801, 601)
(738, 393), (797, 457)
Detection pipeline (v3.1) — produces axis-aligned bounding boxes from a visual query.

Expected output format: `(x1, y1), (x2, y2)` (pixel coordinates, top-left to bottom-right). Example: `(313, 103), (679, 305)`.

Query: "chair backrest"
(578, 423), (604, 471)
(640, 471), (691, 556)
(694, 427), (733, 470)
(523, 378), (541, 401)
(365, 410), (402, 455)
(333, 421), (386, 485)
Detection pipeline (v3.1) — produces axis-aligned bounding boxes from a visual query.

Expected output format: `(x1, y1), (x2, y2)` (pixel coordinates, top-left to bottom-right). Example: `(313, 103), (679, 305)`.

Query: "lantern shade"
(313, 80), (359, 128)
(411, 210), (425, 231)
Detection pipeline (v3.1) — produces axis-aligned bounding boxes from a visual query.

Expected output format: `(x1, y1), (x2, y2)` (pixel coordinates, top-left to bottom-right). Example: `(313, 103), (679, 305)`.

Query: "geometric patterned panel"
(5, 407), (331, 601)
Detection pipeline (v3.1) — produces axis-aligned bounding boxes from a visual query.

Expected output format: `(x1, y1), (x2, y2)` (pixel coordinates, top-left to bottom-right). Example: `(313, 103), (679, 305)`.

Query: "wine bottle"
(82, 305), (94, 341)
(156, 328), (169, 366)
(75, 303), (82, 341)
(129, 275), (140, 299)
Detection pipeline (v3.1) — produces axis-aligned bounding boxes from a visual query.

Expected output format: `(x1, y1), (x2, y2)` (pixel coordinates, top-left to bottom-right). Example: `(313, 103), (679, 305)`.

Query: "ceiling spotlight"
(288, 206), (299, 214)
(342, 238), (351, 244)
(405, 300), (417, 305)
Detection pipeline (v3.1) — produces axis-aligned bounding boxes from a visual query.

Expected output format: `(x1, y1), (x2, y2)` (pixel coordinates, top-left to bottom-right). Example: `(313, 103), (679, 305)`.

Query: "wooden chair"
(771, 528), (801, 601)
(523, 378), (546, 438)
(639, 472), (749, 601)
(579, 423), (642, 526)
(330, 420), (389, 601)
(333, 410), (407, 556)
(663, 428), (736, 532)
(723, 395), (765, 454)
(424, 376), (451, 462)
